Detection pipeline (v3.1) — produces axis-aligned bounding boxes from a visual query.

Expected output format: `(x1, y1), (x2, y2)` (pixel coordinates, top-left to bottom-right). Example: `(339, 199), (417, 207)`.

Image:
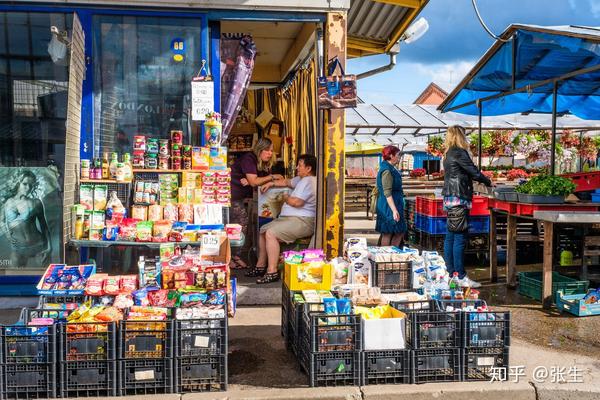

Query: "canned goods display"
(171, 156), (181, 170)
(133, 135), (146, 151)
(80, 160), (90, 179)
(145, 153), (158, 169)
(182, 145), (192, 158)
(133, 152), (145, 168)
(159, 156), (170, 170)
(183, 156), (192, 170)
(159, 139), (170, 156)
(146, 138), (159, 154)
(171, 130), (183, 144)
(171, 143), (181, 157)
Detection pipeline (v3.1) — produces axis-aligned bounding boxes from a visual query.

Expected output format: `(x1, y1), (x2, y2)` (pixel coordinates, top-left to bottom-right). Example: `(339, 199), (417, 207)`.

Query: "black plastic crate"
(463, 311), (511, 348)
(435, 298), (487, 312)
(289, 298), (304, 356)
(175, 318), (227, 358)
(462, 347), (509, 381)
(406, 311), (461, 349)
(372, 261), (413, 292)
(412, 348), (461, 384)
(119, 319), (173, 359)
(23, 308), (74, 324)
(2, 362), (56, 399)
(281, 286), (291, 340)
(175, 356), (227, 393)
(418, 233), (445, 254)
(1, 325), (56, 364)
(362, 350), (412, 385)
(38, 295), (86, 308)
(308, 351), (361, 387)
(389, 299), (436, 314)
(119, 358), (174, 395)
(58, 322), (117, 361)
(59, 360), (117, 397)
(301, 312), (362, 352)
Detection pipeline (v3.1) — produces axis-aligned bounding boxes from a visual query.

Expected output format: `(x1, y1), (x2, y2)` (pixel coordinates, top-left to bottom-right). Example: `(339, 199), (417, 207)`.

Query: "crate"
(362, 350), (411, 385)
(406, 311), (461, 349)
(308, 351), (361, 387)
(517, 271), (589, 303)
(418, 232), (445, 254)
(119, 358), (174, 395)
(1, 325), (56, 364)
(562, 171), (600, 192)
(415, 214), (490, 235)
(24, 308), (75, 324)
(470, 196), (490, 216)
(463, 312), (510, 348)
(38, 295), (86, 308)
(2, 363), (57, 399)
(175, 356), (227, 393)
(372, 261), (412, 292)
(462, 347), (509, 381)
(435, 299), (487, 313)
(58, 322), (116, 361)
(492, 199), (518, 213)
(555, 290), (600, 317)
(301, 311), (362, 352)
(59, 360), (117, 397)
(175, 318), (227, 358)
(416, 196), (489, 217)
(119, 319), (173, 359)
(517, 203), (599, 216)
(412, 348), (461, 384)
(389, 299), (436, 314)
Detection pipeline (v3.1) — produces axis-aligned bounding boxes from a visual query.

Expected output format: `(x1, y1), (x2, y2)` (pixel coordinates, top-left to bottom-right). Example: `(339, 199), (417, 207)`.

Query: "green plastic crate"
(517, 271), (589, 303)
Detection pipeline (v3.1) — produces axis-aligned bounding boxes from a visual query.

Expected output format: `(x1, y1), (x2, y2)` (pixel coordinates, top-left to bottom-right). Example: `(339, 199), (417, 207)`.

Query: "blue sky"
(347, 0), (600, 104)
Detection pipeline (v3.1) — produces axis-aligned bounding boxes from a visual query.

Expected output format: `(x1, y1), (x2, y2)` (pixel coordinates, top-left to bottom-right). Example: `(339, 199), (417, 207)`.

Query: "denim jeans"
(444, 230), (467, 279)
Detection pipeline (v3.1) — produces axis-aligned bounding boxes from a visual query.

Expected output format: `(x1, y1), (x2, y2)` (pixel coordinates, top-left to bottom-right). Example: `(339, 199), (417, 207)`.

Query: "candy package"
(85, 274), (108, 296)
(302, 249), (325, 263)
(209, 147), (227, 170)
(118, 218), (138, 241)
(131, 205), (148, 221)
(136, 221), (153, 242)
(148, 204), (163, 221)
(103, 276), (121, 295)
(139, 256), (161, 288)
(103, 222), (118, 241)
(91, 211), (105, 230)
(168, 221), (187, 242)
(113, 294), (134, 309)
(120, 275), (138, 293)
(93, 185), (108, 211)
(178, 204), (194, 223)
(152, 220), (171, 242)
(79, 185), (94, 210)
(192, 146), (210, 171)
(163, 204), (178, 222)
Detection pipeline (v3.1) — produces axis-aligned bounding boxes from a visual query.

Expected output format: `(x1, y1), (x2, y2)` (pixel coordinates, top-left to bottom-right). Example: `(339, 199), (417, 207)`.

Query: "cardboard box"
(362, 307), (407, 350)
(284, 262), (332, 291)
(200, 234), (231, 265)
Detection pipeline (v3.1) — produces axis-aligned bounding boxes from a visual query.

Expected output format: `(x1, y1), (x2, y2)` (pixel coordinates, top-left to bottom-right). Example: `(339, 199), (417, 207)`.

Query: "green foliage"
(515, 175), (576, 196)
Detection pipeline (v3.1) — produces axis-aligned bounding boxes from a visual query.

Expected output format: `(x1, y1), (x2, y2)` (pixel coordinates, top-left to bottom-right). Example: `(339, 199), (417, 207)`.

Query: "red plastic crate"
(416, 196), (489, 217)
(492, 200), (518, 214)
(562, 171), (600, 192)
(470, 196), (490, 216)
(517, 204), (600, 216)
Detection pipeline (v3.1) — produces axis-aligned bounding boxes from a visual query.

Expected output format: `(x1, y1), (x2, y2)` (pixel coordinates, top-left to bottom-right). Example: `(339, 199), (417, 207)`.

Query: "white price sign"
(201, 234), (221, 256)
(191, 79), (214, 121)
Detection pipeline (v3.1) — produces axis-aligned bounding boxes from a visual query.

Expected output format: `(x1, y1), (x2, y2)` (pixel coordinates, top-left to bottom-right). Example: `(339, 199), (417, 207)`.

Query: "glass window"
(0, 12), (71, 270)
(93, 16), (202, 155)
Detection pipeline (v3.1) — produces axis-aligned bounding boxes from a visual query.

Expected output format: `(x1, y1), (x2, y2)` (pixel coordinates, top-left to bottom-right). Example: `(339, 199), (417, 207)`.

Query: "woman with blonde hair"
(442, 125), (492, 288)
(229, 137), (283, 269)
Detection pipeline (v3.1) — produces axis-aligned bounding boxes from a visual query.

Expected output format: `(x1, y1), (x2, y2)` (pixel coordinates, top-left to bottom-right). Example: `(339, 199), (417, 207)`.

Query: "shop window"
(92, 15), (203, 156)
(0, 11), (72, 270)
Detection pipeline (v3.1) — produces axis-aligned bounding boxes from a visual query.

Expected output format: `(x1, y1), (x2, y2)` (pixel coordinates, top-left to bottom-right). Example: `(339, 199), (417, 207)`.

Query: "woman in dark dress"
(229, 138), (283, 269)
(375, 145), (406, 247)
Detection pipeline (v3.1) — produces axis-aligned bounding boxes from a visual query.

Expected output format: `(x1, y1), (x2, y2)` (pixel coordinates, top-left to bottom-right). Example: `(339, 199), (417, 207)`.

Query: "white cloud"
(413, 60), (476, 93)
(589, 0), (600, 17)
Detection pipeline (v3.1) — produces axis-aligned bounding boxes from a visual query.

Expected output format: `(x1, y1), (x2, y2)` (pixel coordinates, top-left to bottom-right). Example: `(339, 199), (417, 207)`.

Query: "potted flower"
(427, 136), (445, 157)
(515, 175), (576, 204)
(409, 168), (426, 179)
(506, 168), (529, 181)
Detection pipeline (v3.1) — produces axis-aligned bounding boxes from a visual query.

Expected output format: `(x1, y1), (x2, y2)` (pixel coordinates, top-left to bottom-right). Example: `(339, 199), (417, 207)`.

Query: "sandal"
(245, 266), (267, 277)
(256, 272), (280, 284)
(230, 256), (249, 270)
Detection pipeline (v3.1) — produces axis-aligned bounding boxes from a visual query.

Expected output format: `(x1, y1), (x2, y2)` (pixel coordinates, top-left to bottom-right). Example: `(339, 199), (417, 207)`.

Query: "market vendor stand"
(488, 201), (600, 308)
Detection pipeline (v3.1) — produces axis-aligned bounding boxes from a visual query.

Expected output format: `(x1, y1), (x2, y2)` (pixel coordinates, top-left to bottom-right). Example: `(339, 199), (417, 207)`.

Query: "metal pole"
(550, 82), (558, 175)
(579, 130), (584, 172)
(426, 133), (431, 181)
(478, 101), (483, 170)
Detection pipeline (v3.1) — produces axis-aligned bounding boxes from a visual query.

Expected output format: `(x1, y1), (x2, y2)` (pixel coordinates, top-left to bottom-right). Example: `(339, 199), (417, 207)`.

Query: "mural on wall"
(0, 167), (62, 270)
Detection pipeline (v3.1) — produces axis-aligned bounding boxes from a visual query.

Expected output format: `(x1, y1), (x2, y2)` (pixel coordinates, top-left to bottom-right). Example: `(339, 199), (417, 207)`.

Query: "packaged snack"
(106, 191), (125, 214)
(349, 249), (371, 286)
(113, 294), (134, 309)
(215, 170), (231, 185)
(323, 298), (338, 315)
(85, 274), (108, 296)
(131, 205), (148, 221)
(118, 218), (139, 241)
(226, 224), (242, 240)
(148, 289), (179, 307)
(103, 276), (121, 295)
(284, 251), (304, 264)
(303, 249), (325, 263)
(92, 185), (108, 211)
(133, 289), (150, 306)
(120, 275), (138, 293)
(209, 147), (227, 170)
(139, 256), (161, 288)
(183, 225), (198, 242)
(146, 138), (159, 154)
(95, 306), (124, 322)
(330, 257), (350, 285)
(178, 204), (194, 223)
(79, 185), (94, 210)
(168, 221), (187, 242)
(159, 155), (170, 170)
(91, 211), (105, 230)
(216, 189), (231, 206)
(136, 221), (154, 242)
(103, 222), (119, 241)
(192, 146), (210, 171)
(336, 298), (352, 315)
(206, 290), (226, 305)
(344, 237), (368, 254)
(152, 220), (171, 242)
(202, 171), (217, 185)
(163, 203), (178, 222)
(159, 139), (170, 156)
(148, 204), (163, 221)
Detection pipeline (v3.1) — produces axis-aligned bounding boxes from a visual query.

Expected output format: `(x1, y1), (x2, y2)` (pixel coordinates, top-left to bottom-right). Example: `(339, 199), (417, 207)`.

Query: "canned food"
(182, 145), (192, 158)
(159, 156), (170, 170)
(145, 153), (158, 169)
(146, 138), (159, 154)
(171, 156), (181, 170)
(171, 130), (183, 144)
(133, 152), (145, 168)
(133, 136), (146, 151)
(159, 139), (170, 156)
(80, 160), (90, 179)
(171, 143), (181, 157)
(183, 156), (192, 170)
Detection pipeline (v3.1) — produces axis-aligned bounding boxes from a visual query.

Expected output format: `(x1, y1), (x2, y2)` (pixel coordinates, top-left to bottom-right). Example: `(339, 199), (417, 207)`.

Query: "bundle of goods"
(281, 237), (511, 387)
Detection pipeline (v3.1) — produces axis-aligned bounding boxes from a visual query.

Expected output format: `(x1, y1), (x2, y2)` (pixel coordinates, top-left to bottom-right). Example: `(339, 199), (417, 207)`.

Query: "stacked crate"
(174, 317), (228, 393)
(0, 325), (57, 399)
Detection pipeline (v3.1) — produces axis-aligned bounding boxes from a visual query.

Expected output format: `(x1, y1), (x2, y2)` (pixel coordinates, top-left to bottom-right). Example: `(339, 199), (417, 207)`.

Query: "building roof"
(439, 24), (600, 119)
(413, 82), (448, 105)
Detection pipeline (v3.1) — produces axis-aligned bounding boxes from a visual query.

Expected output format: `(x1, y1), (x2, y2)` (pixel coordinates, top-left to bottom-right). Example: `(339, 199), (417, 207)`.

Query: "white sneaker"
(460, 276), (482, 288)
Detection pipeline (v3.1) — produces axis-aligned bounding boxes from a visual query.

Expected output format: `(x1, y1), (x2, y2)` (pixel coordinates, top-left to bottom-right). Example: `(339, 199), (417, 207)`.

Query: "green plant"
(515, 175), (576, 196)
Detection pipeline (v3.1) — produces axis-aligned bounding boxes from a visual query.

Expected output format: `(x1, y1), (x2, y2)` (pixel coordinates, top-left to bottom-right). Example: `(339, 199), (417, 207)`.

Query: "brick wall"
(62, 14), (84, 256)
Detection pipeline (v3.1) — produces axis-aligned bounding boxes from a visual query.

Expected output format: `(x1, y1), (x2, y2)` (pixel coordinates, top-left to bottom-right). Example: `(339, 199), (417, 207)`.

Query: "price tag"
(201, 234), (221, 256)
(191, 79), (214, 121)
(135, 369), (155, 381)
(476, 357), (495, 367)
(194, 335), (210, 348)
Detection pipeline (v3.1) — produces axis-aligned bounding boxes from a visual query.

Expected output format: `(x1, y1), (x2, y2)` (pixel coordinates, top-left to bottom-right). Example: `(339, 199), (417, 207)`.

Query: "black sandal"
(256, 272), (280, 284)
(245, 266), (266, 277)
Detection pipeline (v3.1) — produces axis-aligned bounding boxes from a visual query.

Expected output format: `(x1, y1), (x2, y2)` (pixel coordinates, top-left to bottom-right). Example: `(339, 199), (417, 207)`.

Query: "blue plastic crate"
(591, 193), (600, 203)
(556, 290), (600, 316)
(415, 214), (489, 234)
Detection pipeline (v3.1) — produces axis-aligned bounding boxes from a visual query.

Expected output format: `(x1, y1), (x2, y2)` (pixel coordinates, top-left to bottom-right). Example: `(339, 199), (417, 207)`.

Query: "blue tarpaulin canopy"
(440, 24), (600, 120)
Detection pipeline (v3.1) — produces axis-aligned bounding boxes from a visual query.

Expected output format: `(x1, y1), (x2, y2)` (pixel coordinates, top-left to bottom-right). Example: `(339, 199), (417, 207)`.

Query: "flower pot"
(517, 193), (565, 204)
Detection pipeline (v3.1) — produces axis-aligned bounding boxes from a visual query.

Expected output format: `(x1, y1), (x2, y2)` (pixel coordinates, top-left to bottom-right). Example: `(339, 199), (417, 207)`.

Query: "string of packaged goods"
(282, 238), (510, 387)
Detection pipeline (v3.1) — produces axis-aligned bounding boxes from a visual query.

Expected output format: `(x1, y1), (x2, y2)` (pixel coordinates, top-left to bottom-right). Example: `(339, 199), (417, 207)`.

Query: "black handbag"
(447, 206), (468, 233)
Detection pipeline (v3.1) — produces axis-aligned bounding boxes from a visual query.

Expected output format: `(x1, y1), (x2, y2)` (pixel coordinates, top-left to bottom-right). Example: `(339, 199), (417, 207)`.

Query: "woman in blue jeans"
(442, 126), (492, 288)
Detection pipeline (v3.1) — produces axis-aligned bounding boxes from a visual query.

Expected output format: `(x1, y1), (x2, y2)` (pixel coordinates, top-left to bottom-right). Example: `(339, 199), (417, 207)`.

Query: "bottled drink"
(109, 152), (119, 179)
(449, 272), (460, 291)
(102, 152), (109, 179)
(123, 153), (133, 182)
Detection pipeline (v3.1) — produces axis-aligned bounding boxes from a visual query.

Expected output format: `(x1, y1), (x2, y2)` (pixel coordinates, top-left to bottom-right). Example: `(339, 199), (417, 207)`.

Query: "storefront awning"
(347, 0), (429, 57)
(346, 103), (600, 145)
(440, 24), (600, 119)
